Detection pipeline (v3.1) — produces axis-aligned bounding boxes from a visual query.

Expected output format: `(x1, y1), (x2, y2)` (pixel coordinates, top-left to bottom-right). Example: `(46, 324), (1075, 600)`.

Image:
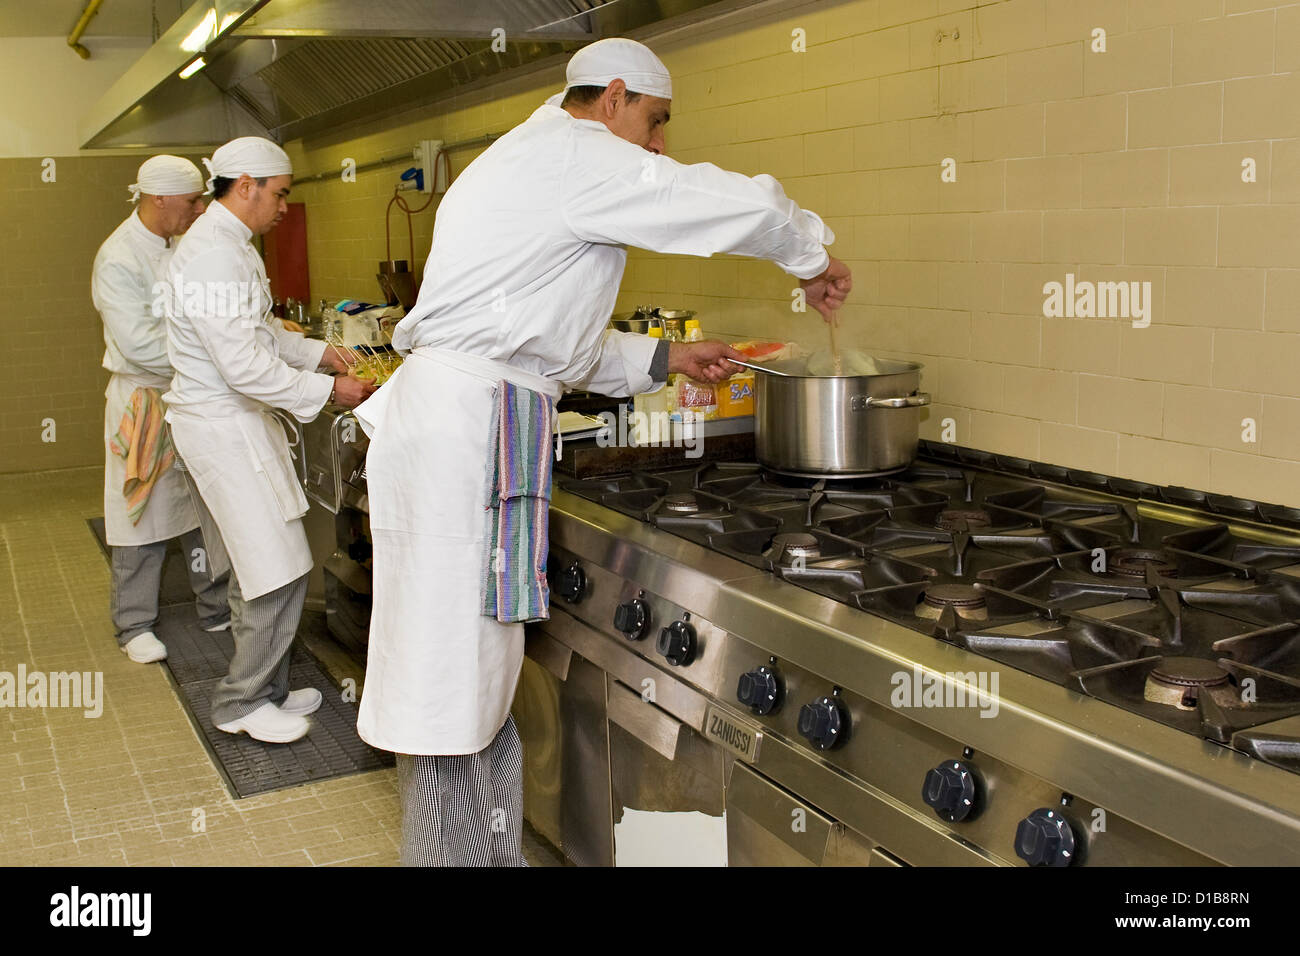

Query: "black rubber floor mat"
(157, 609), (393, 799)
(90, 521), (394, 798)
(86, 517), (195, 607)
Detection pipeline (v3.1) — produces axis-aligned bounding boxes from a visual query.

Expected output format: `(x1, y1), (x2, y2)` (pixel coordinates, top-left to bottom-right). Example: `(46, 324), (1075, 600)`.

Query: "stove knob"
(613, 599), (650, 640)
(556, 562), (586, 604)
(922, 760), (978, 823)
(736, 666), (781, 715)
(797, 696), (848, 750)
(656, 620), (696, 666)
(1014, 808), (1077, 867)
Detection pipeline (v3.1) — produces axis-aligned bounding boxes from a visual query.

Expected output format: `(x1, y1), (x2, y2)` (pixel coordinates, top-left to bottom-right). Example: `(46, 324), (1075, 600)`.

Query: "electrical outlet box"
(413, 139), (446, 194)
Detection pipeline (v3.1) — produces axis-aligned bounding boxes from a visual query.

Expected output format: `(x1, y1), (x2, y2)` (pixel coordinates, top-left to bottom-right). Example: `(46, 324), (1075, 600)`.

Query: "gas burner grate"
(559, 453), (1300, 770)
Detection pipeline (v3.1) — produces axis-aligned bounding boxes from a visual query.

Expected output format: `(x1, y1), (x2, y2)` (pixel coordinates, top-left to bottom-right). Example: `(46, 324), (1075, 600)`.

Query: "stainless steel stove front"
(514, 488), (1300, 867)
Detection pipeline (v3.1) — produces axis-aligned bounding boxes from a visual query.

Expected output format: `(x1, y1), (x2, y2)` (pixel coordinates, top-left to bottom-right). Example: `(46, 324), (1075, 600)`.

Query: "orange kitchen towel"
(108, 387), (176, 525)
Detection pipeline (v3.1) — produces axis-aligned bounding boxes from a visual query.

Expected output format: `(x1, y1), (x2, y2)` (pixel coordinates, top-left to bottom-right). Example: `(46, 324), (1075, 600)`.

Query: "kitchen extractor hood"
(79, 0), (765, 149)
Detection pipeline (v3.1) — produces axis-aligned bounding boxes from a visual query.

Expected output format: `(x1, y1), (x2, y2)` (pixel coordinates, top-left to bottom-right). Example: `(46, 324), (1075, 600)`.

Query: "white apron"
(354, 348), (562, 756)
(168, 402), (311, 601)
(102, 371), (199, 547)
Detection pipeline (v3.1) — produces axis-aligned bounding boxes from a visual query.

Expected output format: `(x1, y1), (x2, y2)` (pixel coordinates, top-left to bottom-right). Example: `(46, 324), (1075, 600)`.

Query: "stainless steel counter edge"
(550, 488), (1300, 866)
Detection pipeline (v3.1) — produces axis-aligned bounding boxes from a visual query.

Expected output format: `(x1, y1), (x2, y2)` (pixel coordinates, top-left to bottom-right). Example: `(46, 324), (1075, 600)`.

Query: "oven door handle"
(607, 681), (687, 762)
(523, 628), (573, 682)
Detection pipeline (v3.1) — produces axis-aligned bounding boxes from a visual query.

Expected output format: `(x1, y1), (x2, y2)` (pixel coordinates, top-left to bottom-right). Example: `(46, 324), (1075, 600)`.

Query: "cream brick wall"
(1, 156), (163, 473)
(289, 0), (1300, 507)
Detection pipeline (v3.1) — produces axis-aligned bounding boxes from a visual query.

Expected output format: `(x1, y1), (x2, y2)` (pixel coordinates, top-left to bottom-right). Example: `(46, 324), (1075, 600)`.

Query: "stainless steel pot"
(751, 356), (930, 477)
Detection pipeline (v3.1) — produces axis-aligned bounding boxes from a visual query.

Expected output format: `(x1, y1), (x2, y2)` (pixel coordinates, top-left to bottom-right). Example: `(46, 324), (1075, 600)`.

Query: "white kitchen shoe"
(122, 632), (168, 663)
(214, 702), (310, 744)
(278, 688), (323, 717)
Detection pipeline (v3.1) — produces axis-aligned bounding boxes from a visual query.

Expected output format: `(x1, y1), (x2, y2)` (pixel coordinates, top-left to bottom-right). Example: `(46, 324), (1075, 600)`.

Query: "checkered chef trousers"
(395, 715), (528, 867)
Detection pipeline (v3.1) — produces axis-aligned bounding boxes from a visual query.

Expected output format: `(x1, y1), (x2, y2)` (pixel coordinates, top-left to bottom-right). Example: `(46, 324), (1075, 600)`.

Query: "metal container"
(609, 306), (696, 336)
(752, 356), (930, 477)
(609, 315), (652, 333)
(655, 309), (694, 338)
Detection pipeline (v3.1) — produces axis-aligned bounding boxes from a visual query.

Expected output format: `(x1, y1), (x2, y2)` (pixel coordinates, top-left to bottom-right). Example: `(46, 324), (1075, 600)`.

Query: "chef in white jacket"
(94, 155), (230, 664)
(355, 37), (851, 866)
(165, 137), (376, 744)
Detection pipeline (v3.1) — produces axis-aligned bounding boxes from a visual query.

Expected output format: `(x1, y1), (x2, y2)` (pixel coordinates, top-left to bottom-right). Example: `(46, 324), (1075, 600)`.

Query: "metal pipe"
(67, 0), (105, 59)
(292, 133), (502, 185)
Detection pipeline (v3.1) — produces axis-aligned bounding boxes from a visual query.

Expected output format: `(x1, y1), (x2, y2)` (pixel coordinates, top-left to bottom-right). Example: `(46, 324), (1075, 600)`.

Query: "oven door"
(517, 622), (732, 866)
(725, 762), (908, 866)
(607, 679), (729, 866)
(519, 608), (908, 867)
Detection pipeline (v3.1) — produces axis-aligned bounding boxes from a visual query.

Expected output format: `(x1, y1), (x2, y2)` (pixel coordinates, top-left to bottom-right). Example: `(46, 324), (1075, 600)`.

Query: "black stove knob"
(736, 666), (781, 715)
(556, 562), (586, 604)
(656, 620), (696, 666)
(922, 760), (978, 823)
(613, 599), (650, 640)
(798, 696), (848, 750)
(1014, 808), (1077, 867)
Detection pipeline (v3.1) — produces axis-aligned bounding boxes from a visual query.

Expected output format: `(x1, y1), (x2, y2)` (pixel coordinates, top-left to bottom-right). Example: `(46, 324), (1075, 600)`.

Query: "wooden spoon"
(828, 313), (843, 375)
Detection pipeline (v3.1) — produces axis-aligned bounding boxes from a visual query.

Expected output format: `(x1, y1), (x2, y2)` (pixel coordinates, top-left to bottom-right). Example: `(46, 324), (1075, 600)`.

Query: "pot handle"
(851, 392), (931, 410)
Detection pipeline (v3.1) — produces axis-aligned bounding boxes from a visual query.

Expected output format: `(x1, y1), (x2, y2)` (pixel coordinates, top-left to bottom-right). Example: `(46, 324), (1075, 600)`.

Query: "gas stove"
(558, 449), (1300, 771)
(527, 440), (1300, 866)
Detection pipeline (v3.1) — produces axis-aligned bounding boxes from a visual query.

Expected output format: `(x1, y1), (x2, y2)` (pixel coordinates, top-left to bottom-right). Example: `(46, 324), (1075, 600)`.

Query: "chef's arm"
(668, 340), (744, 383)
(563, 146), (833, 280)
(573, 329), (660, 396)
(270, 320), (328, 372)
(181, 253), (333, 421)
(93, 260), (173, 377)
(575, 332), (741, 396)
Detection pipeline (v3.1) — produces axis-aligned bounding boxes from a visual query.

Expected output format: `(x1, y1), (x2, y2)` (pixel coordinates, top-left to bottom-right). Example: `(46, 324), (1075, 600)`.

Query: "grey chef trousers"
(110, 527), (229, 645)
(396, 715), (527, 867)
(209, 571), (309, 726)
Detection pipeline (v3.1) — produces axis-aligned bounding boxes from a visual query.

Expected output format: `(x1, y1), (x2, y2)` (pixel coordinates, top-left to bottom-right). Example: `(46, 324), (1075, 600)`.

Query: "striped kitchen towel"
(108, 386), (176, 525)
(481, 379), (556, 624)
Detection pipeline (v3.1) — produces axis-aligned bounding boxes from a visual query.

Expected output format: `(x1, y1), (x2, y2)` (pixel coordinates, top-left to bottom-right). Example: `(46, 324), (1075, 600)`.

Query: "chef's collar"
(127, 207), (170, 249)
(207, 195), (254, 243)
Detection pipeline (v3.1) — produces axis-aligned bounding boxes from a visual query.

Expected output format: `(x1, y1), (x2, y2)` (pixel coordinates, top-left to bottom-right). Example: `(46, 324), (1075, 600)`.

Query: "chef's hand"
(801, 256), (853, 322)
(320, 347), (358, 374)
(330, 373), (376, 409)
(669, 341), (745, 384)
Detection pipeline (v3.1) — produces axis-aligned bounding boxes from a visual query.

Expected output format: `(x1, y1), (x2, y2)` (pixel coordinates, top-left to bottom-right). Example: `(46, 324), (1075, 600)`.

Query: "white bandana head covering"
(201, 136), (293, 194)
(127, 155), (205, 203)
(544, 37), (672, 107)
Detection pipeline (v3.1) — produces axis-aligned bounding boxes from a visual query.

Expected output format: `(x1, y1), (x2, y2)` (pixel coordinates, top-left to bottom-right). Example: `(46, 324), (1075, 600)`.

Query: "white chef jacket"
(163, 200), (333, 600)
(92, 210), (198, 547)
(356, 103), (836, 756)
(392, 103), (833, 394)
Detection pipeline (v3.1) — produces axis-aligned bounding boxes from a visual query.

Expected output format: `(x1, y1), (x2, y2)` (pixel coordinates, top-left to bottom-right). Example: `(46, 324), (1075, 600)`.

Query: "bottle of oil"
(664, 319), (685, 425)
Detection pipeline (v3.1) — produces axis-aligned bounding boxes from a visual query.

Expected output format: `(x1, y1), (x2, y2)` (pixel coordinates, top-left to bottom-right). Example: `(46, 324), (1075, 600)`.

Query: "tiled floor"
(0, 466), (562, 867)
